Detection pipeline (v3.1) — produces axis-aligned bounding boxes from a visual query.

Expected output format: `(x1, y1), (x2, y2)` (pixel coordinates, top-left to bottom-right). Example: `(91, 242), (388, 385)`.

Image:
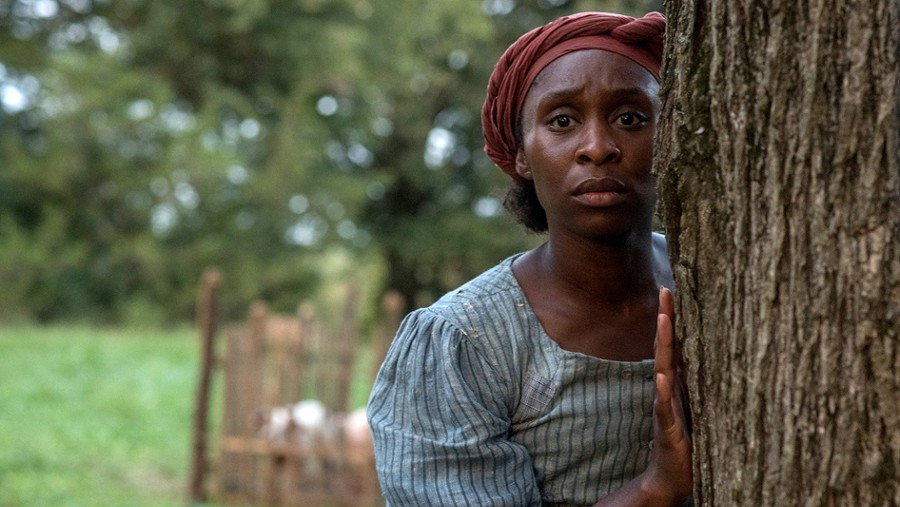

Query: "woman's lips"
(571, 177), (627, 207)
(573, 191), (627, 207)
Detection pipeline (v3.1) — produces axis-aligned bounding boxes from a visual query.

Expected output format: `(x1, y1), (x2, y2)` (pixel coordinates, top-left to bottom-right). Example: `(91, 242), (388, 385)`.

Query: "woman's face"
(516, 49), (660, 241)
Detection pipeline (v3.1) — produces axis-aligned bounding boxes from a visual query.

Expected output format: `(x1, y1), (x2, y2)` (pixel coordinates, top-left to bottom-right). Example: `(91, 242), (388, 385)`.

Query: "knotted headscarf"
(481, 12), (666, 180)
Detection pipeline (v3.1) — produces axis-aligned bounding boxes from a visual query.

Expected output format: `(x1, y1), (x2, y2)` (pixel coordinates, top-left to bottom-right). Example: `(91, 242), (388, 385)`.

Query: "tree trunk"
(655, 0), (899, 505)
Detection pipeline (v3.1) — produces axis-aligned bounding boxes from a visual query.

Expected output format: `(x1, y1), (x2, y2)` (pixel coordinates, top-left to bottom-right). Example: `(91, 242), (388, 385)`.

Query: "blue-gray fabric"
(368, 235), (672, 506)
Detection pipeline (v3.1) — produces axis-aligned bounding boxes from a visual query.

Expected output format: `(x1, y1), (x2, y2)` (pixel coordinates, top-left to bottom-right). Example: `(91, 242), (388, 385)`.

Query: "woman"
(368, 11), (692, 506)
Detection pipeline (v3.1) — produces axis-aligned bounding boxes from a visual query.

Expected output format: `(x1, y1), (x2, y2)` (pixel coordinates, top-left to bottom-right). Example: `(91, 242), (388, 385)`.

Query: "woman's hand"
(591, 287), (693, 507)
(640, 287), (693, 504)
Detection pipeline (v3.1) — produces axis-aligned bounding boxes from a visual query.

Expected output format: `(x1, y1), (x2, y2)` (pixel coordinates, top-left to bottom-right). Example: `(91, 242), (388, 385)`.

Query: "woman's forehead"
(526, 49), (658, 105)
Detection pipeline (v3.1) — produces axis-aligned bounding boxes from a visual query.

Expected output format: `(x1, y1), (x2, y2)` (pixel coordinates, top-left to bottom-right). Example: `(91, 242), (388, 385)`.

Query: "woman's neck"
(534, 226), (659, 307)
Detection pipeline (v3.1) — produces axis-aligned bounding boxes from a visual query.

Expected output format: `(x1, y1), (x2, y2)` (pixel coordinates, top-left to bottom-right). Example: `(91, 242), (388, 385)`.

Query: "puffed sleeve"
(367, 308), (541, 507)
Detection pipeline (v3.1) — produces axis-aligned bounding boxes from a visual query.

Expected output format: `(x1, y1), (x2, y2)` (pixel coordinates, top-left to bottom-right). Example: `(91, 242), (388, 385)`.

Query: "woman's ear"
(515, 150), (533, 180)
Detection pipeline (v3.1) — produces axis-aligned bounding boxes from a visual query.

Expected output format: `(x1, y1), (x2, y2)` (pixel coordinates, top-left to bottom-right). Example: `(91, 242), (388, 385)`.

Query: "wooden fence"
(189, 269), (405, 506)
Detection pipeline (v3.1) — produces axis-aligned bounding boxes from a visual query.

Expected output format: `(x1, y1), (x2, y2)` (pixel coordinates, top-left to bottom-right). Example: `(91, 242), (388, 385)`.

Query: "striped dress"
(368, 241), (670, 506)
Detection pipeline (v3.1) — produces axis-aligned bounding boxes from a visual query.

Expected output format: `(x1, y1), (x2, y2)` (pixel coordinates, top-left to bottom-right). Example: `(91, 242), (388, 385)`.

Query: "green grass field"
(0, 325), (375, 506)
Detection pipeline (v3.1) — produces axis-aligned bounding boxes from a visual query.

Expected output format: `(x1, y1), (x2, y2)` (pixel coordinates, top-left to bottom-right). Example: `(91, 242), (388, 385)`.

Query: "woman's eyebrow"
(536, 86), (586, 106)
(609, 87), (653, 99)
(601, 87), (658, 104)
(536, 85), (655, 107)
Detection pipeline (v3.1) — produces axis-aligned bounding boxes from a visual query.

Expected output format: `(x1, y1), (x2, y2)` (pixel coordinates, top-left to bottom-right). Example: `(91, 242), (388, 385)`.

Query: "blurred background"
(0, 0), (662, 504)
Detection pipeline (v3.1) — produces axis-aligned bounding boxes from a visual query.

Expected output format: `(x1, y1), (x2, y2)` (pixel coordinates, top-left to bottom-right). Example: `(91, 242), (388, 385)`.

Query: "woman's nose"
(575, 121), (620, 165)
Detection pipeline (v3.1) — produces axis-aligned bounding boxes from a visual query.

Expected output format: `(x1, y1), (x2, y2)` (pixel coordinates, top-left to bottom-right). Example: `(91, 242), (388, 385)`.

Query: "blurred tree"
(0, 0), (662, 324)
(328, 0), (663, 310)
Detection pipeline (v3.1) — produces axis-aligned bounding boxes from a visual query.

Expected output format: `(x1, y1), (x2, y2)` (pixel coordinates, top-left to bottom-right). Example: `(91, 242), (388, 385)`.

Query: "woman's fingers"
(659, 287), (682, 366)
(655, 313), (674, 375)
(647, 288), (694, 503)
(654, 372), (675, 432)
(655, 289), (685, 437)
(659, 287), (675, 324)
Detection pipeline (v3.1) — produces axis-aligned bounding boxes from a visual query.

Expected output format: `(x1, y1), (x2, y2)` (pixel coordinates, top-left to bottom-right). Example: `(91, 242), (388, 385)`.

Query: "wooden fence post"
(336, 284), (361, 414)
(246, 302), (268, 502)
(372, 291), (405, 382)
(188, 268), (221, 502)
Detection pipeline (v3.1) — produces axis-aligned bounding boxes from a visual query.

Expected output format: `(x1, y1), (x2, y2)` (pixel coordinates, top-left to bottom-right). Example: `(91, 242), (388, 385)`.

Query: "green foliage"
(0, 0), (663, 324)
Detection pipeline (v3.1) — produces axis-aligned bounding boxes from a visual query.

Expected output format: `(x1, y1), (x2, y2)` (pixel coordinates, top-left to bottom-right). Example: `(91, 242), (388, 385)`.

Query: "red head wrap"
(481, 12), (666, 180)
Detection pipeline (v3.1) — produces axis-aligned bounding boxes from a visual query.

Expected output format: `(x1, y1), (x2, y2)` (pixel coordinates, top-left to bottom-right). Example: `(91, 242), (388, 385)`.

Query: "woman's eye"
(550, 115), (572, 128)
(616, 112), (648, 128)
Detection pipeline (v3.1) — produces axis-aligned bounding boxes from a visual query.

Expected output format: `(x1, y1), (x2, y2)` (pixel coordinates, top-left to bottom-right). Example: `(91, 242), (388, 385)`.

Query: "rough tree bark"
(655, 0), (899, 505)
